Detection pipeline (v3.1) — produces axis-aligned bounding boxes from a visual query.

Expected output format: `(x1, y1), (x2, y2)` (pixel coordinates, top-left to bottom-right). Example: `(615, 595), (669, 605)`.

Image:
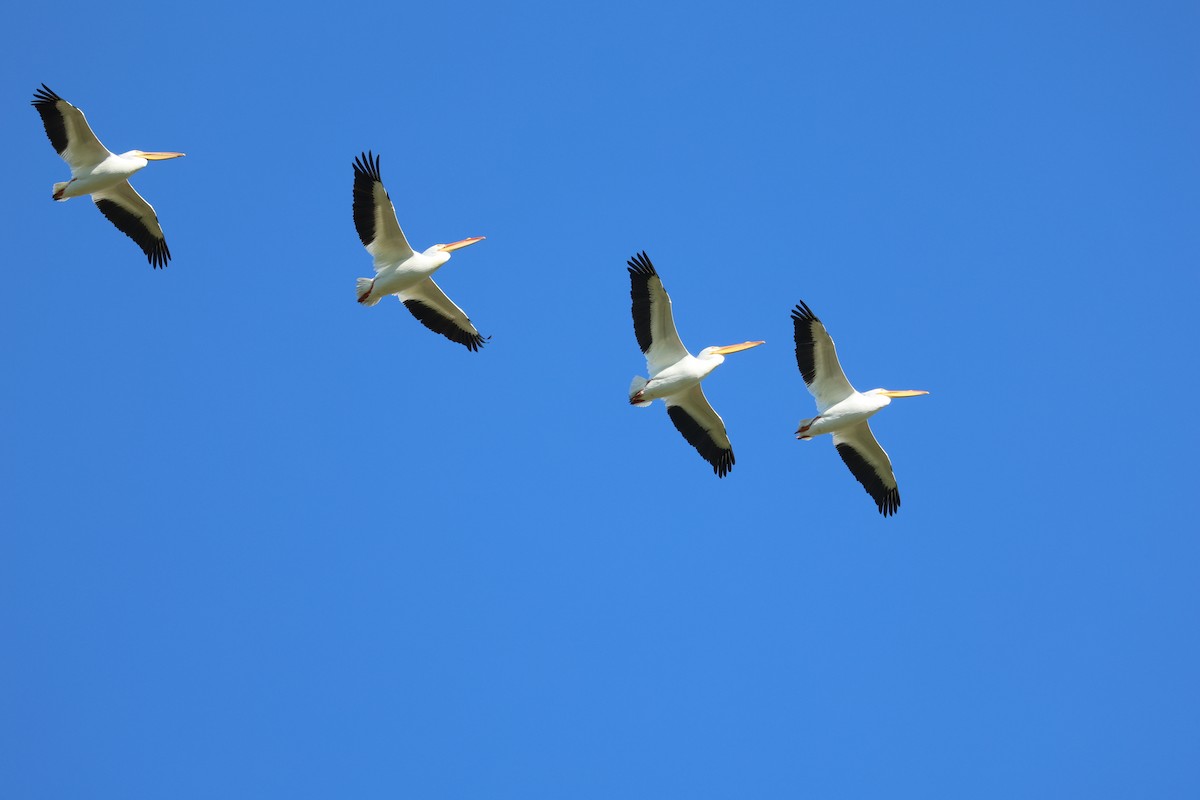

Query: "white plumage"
(32, 84), (184, 268)
(791, 301), (928, 516)
(352, 151), (488, 351)
(627, 252), (764, 477)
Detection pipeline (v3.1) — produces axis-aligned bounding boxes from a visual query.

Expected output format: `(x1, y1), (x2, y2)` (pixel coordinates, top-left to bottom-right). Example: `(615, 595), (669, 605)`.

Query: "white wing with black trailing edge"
(833, 421), (900, 517)
(792, 301), (856, 412)
(628, 251), (690, 375)
(91, 181), (171, 268)
(352, 151), (413, 267)
(665, 383), (735, 478)
(31, 84), (111, 172)
(399, 278), (488, 352)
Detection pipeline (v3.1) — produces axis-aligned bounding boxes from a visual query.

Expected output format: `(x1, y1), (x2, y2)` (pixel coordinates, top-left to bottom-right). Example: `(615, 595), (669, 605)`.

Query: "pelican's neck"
(693, 352), (725, 379)
(421, 247), (452, 267)
(113, 152), (149, 173)
(864, 389), (893, 409)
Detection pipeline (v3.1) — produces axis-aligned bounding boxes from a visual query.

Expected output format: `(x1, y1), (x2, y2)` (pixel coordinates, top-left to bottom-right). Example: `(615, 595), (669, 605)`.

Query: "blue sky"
(3, 0), (1199, 796)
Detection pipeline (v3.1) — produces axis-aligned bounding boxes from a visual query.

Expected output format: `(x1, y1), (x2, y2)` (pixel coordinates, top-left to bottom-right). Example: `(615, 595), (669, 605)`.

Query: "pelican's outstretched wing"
(91, 181), (171, 268)
(665, 383), (734, 478)
(31, 84), (110, 171)
(791, 301), (857, 412)
(628, 252), (690, 375)
(833, 421), (900, 516)
(399, 278), (488, 352)
(352, 151), (413, 267)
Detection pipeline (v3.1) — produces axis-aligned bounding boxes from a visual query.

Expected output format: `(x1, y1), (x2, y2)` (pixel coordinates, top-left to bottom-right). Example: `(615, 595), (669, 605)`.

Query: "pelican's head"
(698, 340), (766, 363)
(867, 388), (929, 406)
(425, 236), (485, 266)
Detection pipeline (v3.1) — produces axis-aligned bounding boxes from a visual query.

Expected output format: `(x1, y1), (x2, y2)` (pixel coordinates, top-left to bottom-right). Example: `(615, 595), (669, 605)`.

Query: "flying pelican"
(352, 151), (488, 351)
(627, 251), (764, 477)
(791, 300), (928, 516)
(31, 84), (184, 268)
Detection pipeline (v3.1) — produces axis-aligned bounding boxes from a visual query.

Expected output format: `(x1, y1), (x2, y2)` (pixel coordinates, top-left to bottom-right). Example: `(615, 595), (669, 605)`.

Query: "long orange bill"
(441, 236), (486, 252)
(712, 341), (766, 355)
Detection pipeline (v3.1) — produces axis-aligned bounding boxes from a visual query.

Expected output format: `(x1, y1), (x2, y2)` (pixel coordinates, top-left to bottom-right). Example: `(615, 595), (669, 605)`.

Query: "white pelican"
(791, 300), (928, 516)
(627, 252), (764, 477)
(352, 151), (488, 351)
(31, 84), (184, 268)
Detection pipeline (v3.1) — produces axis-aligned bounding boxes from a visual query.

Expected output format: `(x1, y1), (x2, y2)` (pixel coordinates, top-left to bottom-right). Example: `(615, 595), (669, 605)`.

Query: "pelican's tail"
(356, 277), (380, 306)
(52, 182), (70, 201)
(629, 376), (652, 407)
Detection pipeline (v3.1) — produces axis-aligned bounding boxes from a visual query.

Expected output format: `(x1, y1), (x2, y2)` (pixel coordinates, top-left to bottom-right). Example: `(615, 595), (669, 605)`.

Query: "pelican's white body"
(56, 151), (150, 201)
(361, 247), (451, 305)
(797, 390), (892, 439)
(634, 350), (726, 404)
(789, 300), (927, 515)
(32, 85), (183, 267)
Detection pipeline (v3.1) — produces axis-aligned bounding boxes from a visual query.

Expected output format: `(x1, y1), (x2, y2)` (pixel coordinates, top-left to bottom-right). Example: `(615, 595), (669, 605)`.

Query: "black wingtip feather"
(94, 198), (171, 268)
(626, 250), (656, 277)
(352, 150), (383, 182)
(352, 150), (386, 248)
(32, 84), (69, 155)
(627, 250), (659, 354)
(402, 299), (489, 352)
(835, 442), (901, 517)
(790, 300), (819, 324)
(666, 405), (735, 478)
(791, 299), (823, 384)
(149, 239), (171, 269)
(31, 84), (63, 106)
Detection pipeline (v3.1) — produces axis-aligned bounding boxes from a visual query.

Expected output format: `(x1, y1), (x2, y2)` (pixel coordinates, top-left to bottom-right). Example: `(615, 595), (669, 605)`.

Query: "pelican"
(627, 252), (764, 477)
(31, 85), (184, 268)
(352, 151), (488, 351)
(791, 300), (928, 516)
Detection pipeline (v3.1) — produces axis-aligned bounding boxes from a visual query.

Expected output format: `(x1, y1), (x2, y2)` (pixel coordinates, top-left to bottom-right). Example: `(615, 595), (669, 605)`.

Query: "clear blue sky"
(3, 0), (1199, 796)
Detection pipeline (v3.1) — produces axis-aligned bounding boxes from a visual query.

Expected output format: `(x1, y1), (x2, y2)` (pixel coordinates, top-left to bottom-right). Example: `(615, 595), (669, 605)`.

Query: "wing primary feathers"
(32, 83), (63, 103)
(352, 149), (385, 247)
(835, 442), (900, 516)
(402, 299), (489, 352)
(94, 199), (171, 268)
(666, 405), (735, 478)
(626, 250), (656, 276)
(627, 250), (658, 355)
(791, 300), (819, 325)
(31, 84), (69, 155)
(352, 150), (383, 183)
(791, 300), (822, 385)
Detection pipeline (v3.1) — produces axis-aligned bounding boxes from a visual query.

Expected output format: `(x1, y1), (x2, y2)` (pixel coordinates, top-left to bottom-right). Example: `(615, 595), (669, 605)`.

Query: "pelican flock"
(627, 252), (764, 477)
(31, 85), (184, 268)
(29, 84), (931, 514)
(791, 301), (928, 515)
(352, 151), (488, 351)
